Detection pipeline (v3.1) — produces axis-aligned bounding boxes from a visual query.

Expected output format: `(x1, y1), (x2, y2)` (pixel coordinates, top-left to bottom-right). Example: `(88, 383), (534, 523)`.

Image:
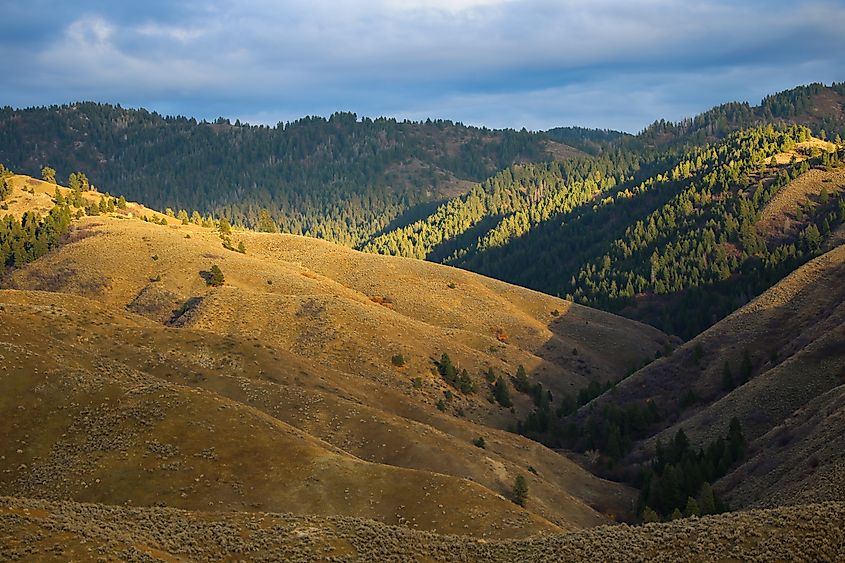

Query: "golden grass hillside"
(757, 164), (845, 243)
(0, 289), (559, 538)
(1, 174), (672, 532)
(1, 495), (842, 562)
(7, 211), (668, 409)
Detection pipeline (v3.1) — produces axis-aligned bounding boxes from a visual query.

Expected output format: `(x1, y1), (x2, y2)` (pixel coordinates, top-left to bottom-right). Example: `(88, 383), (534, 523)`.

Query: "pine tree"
(513, 364), (530, 392)
(207, 265), (225, 287)
(41, 166), (56, 183)
(257, 209), (278, 233)
(670, 508), (683, 520)
(697, 482), (716, 515)
(641, 506), (660, 523)
(511, 475), (528, 507)
(684, 496), (701, 517)
(439, 353), (456, 385)
(728, 417), (745, 461)
(493, 376), (512, 407)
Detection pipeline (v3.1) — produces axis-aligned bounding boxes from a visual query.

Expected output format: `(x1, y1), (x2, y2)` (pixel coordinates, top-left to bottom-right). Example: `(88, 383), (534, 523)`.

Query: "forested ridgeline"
(0, 105), (559, 246)
(565, 128), (845, 337)
(371, 123), (845, 338)
(0, 165), (131, 269)
(2, 83), (844, 341)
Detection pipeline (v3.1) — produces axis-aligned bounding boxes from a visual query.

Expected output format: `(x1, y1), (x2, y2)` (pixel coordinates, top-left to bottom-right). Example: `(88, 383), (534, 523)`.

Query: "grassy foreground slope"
(1, 173), (672, 533)
(1, 496), (842, 562)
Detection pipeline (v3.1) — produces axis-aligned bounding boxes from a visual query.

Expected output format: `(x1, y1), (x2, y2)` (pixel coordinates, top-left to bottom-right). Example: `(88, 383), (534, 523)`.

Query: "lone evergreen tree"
(257, 209), (279, 233)
(207, 265), (225, 287)
(41, 166), (56, 183)
(511, 474), (528, 507)
(493, 376), (512, 407)
(684, 496), (701, 517)
(641, 506), (660, 523)
(697, 482), (716, 515)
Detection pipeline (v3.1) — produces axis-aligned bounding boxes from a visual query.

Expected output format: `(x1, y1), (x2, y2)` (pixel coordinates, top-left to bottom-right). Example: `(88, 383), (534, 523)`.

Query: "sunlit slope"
(0, 290), (561, 538)
(3, 180), (671, 530)
(7, 207), (668, 425)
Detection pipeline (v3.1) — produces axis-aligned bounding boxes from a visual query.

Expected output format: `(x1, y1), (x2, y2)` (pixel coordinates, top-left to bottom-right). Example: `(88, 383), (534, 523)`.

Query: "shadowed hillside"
(558, 238), (845, 518)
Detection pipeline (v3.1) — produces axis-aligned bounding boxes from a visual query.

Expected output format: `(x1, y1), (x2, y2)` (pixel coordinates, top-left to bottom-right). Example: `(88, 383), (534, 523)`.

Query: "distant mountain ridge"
(0, 104), (576, 245)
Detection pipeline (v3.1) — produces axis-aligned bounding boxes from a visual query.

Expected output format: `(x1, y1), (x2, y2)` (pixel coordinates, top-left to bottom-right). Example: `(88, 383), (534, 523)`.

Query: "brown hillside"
(1, 174), (671, 534)
(0, 289), (557, 538)
(6, 205), (668, 423)
(721, 383), (845, 509)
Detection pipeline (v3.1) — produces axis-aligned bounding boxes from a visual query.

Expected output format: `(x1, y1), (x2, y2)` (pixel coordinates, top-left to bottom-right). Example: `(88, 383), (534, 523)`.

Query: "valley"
(1, 82), (844, 560)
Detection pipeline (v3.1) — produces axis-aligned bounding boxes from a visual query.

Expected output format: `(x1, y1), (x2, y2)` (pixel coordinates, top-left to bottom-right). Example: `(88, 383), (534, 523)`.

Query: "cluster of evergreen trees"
(363, 151), (646, 260)
(371, 122), (844, 338)
(435, 354), (476, 394)
(0, 164), (114, 270)
(635, 82), (845, 150)
(3, 85), (844, 342)
(638, 419), (745, 522)
(565, 128), (845, 337)
(1, 206), (73, 269)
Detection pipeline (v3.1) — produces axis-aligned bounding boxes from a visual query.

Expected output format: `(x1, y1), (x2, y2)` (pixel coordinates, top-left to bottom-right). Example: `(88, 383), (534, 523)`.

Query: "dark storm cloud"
(1, 0), (843, 131)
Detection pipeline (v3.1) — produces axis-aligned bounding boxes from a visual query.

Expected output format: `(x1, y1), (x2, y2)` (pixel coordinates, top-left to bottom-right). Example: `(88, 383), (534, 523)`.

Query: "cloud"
(135, 22), (206, 43)
(1, 0), (843, 131)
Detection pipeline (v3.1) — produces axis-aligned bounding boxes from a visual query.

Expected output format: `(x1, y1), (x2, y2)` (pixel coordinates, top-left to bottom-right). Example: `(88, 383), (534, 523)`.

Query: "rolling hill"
(2, 82), (845, 560)
(0, 172), (671, 539)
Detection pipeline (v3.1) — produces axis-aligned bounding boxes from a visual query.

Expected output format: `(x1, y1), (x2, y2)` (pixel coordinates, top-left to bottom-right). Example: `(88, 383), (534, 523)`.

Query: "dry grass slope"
(757, 165), (845, 243)
(1, 174), (671, 534)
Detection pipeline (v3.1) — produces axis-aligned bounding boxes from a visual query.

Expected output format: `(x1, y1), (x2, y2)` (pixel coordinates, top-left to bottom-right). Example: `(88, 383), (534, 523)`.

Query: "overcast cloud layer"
(1, 0), (843, 132)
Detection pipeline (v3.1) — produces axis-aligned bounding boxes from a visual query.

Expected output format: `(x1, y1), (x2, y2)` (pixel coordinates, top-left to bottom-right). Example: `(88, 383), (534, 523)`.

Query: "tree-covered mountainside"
(368, 83), (845, 337)
(0, 104), (566, 245)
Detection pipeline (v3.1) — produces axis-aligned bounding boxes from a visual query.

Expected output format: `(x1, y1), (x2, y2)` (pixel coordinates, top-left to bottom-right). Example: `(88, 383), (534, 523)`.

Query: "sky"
(1, 0), (843, 133)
